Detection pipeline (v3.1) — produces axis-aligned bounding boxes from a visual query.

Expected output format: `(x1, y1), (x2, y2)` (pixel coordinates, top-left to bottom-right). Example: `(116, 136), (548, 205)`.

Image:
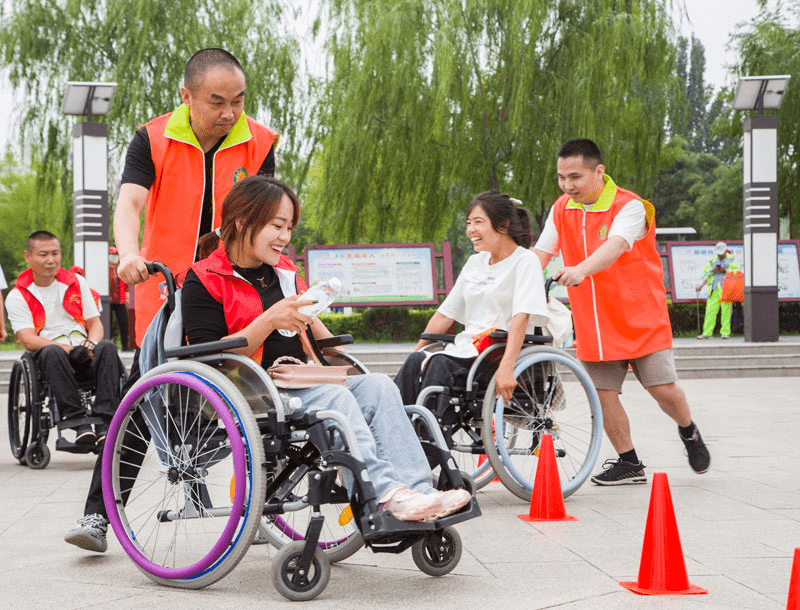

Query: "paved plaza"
(1, 374), (799, 609)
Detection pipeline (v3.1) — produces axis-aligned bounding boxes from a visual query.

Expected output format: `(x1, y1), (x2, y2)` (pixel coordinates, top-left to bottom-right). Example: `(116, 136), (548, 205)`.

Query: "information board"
(667, 240), (800, 302)
(304, 244), (437, 306)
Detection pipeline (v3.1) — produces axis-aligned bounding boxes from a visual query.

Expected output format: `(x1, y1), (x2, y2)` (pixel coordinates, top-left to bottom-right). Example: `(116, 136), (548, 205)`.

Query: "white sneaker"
(433, 489), (471, 519)
(379, 486), (442, 522)
(65, 513), (108, 552)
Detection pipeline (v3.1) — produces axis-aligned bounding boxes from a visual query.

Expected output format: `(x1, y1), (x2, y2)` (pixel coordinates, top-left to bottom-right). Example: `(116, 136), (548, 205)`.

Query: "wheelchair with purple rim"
(100, 262), (480, 600)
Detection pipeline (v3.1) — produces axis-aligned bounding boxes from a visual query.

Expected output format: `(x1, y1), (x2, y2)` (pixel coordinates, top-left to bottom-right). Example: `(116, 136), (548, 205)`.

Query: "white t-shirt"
(0, 264), (7, 290)
(7, 274), (99, 344)
(438, 246), (549, 357)
(535, 199), (647, 256)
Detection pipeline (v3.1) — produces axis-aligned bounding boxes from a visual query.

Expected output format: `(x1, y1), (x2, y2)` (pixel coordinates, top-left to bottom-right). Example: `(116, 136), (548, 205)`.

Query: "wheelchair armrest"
(165, 337), (249, 359)
(421, 333), (455, 343)
(315, 334), (354, 349)
(489, 330), (552, 345)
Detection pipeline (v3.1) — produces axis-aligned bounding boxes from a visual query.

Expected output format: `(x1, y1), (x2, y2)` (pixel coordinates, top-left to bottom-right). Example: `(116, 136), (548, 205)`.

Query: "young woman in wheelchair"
(394, 190), (550, 407)
(180, 174), (470, 523)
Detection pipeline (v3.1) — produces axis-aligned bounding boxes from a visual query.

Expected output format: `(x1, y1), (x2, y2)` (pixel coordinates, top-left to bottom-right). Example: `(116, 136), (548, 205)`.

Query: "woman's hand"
(494, 363), (517, 403)
(263, 295), (314, 334)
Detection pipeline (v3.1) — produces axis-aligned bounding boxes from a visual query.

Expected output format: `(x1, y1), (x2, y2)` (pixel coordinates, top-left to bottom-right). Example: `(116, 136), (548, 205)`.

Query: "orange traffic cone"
(620, 472), (707, 595)
(517, 433), (577, 522)
(787, 547), (800, 609)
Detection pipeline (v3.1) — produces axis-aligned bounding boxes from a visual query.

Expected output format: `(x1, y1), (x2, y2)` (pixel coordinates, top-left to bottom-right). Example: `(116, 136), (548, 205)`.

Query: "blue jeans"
(286, 374), (435, 500)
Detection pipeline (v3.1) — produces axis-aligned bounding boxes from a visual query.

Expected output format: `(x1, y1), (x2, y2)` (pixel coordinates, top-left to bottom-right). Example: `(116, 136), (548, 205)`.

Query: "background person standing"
(107, 247), (130, 350)
(696, 241), (739, 339)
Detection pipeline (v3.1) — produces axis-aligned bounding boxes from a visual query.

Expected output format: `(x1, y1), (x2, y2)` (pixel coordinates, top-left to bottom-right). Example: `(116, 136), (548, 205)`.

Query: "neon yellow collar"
(565, 174), (617, 211)
(164, 104), (252, 150)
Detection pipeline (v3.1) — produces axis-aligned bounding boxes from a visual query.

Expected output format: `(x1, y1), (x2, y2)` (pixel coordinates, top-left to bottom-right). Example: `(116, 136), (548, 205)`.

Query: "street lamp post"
(61, 81), (117, 338)
(732, 75), (791, 342)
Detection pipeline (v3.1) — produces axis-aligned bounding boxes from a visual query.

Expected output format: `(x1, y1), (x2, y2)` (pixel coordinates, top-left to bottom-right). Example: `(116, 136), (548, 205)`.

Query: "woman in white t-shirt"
(395, 191), (549, 406)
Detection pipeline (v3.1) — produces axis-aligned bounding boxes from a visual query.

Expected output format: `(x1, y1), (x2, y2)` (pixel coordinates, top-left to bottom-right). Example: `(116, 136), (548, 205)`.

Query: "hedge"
(319, 302), (800, 343)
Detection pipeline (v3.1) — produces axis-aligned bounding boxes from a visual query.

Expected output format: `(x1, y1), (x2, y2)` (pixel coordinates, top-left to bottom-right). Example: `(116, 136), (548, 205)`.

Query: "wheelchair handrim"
(493, 351), (602, 497)
(102, 372), (248, 580)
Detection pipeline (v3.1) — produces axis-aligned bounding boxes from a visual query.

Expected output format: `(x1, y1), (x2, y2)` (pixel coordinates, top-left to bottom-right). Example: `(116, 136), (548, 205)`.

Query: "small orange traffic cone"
(620, 472), (707, 595)
(517, 433), (577, 522)
(787, 547), (800, 609)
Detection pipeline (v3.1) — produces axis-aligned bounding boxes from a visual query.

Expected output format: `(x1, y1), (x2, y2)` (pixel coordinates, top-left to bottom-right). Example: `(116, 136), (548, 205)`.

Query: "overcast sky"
(0, 1), (790, 150)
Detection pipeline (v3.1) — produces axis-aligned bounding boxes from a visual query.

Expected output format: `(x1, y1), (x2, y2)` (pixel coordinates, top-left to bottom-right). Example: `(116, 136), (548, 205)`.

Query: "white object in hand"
(298, 278), (343, 318)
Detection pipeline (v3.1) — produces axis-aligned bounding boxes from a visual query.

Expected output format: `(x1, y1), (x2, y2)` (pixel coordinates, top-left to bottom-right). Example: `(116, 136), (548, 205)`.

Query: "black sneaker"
(681, 427), (710, 473)
(591, 458), (647, 486)
(74, 424), (96, 446)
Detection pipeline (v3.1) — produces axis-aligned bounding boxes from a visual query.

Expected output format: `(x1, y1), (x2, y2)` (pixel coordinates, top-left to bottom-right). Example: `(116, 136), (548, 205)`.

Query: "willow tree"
(309, 0), (679, 244)
(0, 0), (301, 227)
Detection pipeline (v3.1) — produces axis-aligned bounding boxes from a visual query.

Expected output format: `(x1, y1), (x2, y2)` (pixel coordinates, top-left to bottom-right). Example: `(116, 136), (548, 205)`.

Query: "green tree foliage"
(310, 0), (679, 245)
(733, 2), (800, 237)
(0, 0), (302, 250)
(654, 36), (742, 239)
(0, 155), (73, 279)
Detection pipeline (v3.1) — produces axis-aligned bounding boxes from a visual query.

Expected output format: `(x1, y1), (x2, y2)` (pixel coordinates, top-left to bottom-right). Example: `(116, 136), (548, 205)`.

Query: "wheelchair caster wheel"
(25, 442), (50, 470)
(271, 541), (331, 601)
(411, 526), (462, 577)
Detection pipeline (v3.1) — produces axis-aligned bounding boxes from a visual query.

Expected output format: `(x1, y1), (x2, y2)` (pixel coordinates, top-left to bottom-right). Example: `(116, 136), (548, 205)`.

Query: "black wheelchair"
(100, 263), (480, 600)
(409, 282), (604, 501)
(7, 347), (127, 469)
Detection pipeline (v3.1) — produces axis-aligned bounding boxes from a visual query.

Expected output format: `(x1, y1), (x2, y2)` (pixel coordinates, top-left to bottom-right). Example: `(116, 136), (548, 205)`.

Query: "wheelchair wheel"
(411, 526), (462, 577)
(103, 360), (266, 589)
(8, 356), (36, 463)
(258, 466), (364, 563)
(481, 346), (603, 501)
(271, 540), (331, 601)
(25, 441), (51, 469)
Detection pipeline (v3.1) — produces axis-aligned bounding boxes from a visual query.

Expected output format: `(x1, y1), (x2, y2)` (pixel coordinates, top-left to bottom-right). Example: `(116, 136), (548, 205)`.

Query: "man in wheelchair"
(6, 231), (124, 447)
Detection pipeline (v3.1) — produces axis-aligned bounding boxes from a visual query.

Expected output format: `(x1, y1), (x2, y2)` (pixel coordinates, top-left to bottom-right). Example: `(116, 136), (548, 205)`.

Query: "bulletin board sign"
(304, 243), (439, 307)
(667, 240), (800, 302)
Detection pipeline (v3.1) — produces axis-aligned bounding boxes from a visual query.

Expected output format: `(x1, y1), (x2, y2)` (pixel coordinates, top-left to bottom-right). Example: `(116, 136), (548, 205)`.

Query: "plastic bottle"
(298, 277), (343, 318)
(277, 277), (343, 337)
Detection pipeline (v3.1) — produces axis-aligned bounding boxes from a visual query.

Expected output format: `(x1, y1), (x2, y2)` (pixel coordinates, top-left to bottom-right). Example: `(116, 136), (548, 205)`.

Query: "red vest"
(552, 177), (672, 361)
(134, 106), (279, 346)
(14, 268), (86, 334)
(190, 246), (307, 363)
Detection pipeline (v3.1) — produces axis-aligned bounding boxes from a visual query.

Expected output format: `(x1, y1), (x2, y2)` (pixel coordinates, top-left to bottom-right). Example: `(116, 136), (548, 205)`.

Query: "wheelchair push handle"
(145, 261), (178, 312)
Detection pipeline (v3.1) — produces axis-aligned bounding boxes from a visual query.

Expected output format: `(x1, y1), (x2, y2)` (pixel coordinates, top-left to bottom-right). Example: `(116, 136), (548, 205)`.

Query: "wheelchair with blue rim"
(7, 345), (127, 469)
(100, 262), (480, 600)
(410, 279), (604, 501)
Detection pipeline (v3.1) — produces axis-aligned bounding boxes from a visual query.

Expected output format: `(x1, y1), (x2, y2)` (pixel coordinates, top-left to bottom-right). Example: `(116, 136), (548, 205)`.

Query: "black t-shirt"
(182, 265), (306, 368)
(120, 127), (276, 239)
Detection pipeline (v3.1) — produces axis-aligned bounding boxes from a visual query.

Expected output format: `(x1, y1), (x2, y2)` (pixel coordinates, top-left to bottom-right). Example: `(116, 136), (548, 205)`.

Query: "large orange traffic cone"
(787, 548), (800, 609)
(620, 472), (707, 595)
(517, 433), (577, 522)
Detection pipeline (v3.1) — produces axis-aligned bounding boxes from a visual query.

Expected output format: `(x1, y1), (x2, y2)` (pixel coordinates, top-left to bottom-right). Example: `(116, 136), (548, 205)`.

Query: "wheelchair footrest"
(55, 438), (99, 454)
(359, 496), (481, 544)
(56, 416), (103, 432)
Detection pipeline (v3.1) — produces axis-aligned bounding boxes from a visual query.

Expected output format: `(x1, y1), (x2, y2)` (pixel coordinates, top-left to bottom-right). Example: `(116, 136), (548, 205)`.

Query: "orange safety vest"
(14, 268), (86, 334)
(134, 105), (279, 345)
(552, 175), (672, 362)
(190, 246), (307, 364)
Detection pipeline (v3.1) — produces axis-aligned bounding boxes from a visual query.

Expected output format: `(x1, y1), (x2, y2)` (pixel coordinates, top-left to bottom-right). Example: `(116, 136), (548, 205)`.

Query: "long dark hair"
(467, 190), (533, 249)
(197, 175), (300, 259)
